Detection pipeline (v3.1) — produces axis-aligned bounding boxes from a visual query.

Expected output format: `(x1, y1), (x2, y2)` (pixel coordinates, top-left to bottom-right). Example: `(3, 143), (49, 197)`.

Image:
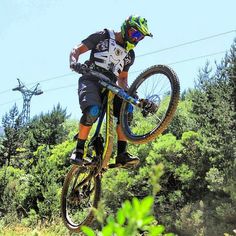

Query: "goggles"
(127, 27), (144, 43)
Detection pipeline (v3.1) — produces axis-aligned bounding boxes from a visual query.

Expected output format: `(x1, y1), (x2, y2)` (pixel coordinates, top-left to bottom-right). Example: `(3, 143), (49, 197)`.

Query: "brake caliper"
(140, 98), (159, 117)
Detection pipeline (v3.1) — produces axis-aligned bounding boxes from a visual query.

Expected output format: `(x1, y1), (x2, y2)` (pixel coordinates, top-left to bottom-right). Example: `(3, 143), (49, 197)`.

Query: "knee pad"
(80, 105), (101, 126)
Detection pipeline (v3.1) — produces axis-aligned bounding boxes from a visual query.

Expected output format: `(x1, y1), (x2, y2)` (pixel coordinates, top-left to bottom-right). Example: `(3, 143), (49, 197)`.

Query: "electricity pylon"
(12, 78), (43, 124)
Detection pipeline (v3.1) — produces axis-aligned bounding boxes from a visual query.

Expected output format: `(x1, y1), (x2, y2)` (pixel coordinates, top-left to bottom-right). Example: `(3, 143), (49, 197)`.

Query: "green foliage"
(0, 140), (75, 226)
(167, 95), (195, 138)
(0, 166), (30, 218)
(0, 39), (236, 235)
(0, 104), (24, 166)
(171, 39), (236, 235)
(205, 167), (224, 192)
(27, 140), (74, 222)
(101, 168), (135, 211)
(21, 209), (38, 227)
(174, 201), (205, 236)
(82, 196), (174, 236)
(150, 163), (165, 196)
(26, 104), (69, 151)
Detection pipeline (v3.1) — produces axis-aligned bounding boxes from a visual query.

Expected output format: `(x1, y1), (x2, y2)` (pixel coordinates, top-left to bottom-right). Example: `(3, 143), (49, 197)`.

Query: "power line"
(137, 30), (236, 58)
(44, 84), (77, 93)
(168, 51), (226, 65)
(130, 50), (226, 75)
(0, 73), (74, 96)
(26, 72), (74, 86)
(1, 29), (235, 97)
(0, 89), (12, 96)
(0, 98), (22, 107)
(0, 85), (77, 108)
(0, 30), (235, 96)
(0, 49), (228, 108)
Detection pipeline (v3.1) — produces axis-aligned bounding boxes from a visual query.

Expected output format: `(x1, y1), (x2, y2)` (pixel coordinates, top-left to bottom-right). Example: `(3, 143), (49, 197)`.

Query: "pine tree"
(26, 103), (69, 151)
(0, 104), (24, 166)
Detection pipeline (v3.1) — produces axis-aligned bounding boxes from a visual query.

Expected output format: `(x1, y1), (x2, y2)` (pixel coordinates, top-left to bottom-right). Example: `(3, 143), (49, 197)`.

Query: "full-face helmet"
(121, 15), (153, 51)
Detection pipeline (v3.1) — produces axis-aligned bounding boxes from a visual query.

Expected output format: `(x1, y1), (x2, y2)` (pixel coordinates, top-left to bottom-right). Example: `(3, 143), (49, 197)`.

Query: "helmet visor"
(127, 27), (144, 43)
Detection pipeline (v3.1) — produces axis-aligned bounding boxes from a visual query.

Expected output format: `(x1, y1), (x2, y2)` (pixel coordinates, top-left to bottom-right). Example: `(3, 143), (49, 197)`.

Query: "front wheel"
(120, 65), (180, 144)
(61, 165), (101, 233)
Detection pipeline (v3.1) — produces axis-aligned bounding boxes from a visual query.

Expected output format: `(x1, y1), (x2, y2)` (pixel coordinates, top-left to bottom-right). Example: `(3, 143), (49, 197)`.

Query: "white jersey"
(93, 30), (128, 76)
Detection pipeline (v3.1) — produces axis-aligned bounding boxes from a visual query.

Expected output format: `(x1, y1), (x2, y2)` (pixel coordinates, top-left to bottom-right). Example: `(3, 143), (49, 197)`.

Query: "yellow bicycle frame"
(101, 91), (115, 169)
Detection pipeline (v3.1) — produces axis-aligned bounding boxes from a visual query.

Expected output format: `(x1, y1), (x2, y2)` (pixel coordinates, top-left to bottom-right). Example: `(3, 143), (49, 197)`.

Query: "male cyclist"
(70, 15), (152, 167)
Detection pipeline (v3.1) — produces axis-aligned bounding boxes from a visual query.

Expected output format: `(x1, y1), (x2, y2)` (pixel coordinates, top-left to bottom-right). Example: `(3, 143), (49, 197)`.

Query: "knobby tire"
(61, 165), (101, 233)
(120, 65), (180, 144)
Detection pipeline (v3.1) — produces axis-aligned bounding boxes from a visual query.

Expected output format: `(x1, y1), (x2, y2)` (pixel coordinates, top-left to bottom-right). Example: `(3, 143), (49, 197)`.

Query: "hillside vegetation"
(0, 39), (235, 236)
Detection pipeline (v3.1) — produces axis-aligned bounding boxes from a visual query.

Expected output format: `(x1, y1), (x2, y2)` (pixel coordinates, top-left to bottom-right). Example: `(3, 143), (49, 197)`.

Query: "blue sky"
(0, 0), (235, 121)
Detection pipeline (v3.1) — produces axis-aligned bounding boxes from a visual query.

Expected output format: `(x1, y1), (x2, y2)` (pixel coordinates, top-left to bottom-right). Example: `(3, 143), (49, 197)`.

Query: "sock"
(117, 141), (127, 155)
(76, 139), (86, 151)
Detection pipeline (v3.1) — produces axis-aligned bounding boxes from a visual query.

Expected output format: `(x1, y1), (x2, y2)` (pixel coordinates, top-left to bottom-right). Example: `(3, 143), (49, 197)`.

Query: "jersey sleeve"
(82, 30), (107, 50)
(123, 49), (135, 72)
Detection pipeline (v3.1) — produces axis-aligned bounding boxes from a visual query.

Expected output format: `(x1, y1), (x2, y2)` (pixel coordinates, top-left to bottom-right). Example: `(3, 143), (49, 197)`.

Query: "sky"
(0, 0), (235, 122)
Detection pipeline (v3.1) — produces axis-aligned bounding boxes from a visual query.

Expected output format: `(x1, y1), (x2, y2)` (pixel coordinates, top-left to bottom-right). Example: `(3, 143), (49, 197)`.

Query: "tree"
(190, 40), (236, 174)
(166, 92), (195, 139)
(180, 39), (236, 235)
(26, 103), (69, 151)
(0, 104), (24, 166)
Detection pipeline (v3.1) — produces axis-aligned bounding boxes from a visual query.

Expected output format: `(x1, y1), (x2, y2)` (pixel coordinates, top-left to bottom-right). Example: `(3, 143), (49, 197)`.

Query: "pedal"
(70, 157), (94, 167)
(108, 163), (123, 168)
(108, 162), (139, 169)
(121, 162), (139, 169)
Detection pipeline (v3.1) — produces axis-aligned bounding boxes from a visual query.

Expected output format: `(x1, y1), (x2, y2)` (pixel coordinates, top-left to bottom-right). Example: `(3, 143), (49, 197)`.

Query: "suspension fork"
(98, 79), (141, 108)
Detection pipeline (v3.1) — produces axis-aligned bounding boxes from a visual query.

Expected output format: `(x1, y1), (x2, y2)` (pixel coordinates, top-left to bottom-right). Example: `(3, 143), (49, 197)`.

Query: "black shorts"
(78, 75), (122, 122)
(78, 75), (103, 111)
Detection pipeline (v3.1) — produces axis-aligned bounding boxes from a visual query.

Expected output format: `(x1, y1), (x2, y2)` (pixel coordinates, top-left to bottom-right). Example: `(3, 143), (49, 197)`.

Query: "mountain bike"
(61, 64), (180, 233)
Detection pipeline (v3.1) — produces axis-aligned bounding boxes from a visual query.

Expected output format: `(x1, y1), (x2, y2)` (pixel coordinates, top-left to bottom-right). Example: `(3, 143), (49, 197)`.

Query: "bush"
(82, 196), (174, 236)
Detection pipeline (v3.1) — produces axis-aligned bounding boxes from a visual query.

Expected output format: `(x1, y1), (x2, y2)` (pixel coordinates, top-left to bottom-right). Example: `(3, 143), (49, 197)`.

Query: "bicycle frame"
(101, 90), (115, 169)
(85, 70), (139, 171)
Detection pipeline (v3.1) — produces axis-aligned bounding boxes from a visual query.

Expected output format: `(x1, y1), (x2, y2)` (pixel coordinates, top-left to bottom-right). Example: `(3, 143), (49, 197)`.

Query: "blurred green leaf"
(81, 226), (96, 236)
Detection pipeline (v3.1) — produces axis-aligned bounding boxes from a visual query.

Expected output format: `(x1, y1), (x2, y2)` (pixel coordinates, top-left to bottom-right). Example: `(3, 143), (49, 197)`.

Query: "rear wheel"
(61, 165), (101, 233)
(120, 65), (180, 143)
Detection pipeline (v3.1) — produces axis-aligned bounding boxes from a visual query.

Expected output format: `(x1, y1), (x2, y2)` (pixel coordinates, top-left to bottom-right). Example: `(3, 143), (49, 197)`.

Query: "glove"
(70, 62), (83, 73)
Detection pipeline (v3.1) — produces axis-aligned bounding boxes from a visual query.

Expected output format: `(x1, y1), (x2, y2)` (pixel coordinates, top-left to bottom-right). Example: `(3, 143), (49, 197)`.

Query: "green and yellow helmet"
(121, 15), (153, 51)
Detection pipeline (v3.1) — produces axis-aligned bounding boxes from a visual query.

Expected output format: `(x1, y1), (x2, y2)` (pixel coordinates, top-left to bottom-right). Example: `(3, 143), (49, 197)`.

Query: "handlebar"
(73, 64), (156, 112)
(73, 63), (116, 84)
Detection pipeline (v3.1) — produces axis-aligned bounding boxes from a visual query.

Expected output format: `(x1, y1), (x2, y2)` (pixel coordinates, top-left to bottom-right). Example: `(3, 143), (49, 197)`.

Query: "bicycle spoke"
(129, 73), (172, 136)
